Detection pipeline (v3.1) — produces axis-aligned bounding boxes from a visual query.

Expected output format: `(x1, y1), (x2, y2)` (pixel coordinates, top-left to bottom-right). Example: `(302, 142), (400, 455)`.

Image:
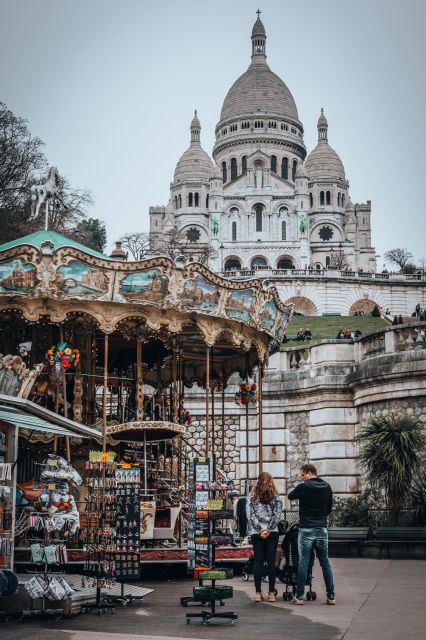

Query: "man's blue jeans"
(296, 527), (334, 599)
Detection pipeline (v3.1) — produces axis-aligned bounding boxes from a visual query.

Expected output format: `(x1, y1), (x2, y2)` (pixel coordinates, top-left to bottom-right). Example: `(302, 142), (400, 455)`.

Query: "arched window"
(281, 157), (288, 179)
(271, 155), (277, 173)
(222, 161), (227, 182)
(232, 221), (237, 241)
(230, 206), (239, 214)
(194, 192), (199, 207)
(309, 193), (313, 208)
(326, 191), (331, 205)
(174, 196), (178, 209)
(251, 256), (268, 269)
(337, 193), (341, 207)
(255, 204), (263, 232)
(326, 256), (331, 268)
(241, 156), (247, 174)
(342, 194), (345, 206)
(279, 206), (288, 215)
(206, 194), (209, 208)
(292, 160), (297, 181)
(188, 192), (193, 207)
(281, 221), (287, 241)
(225, 258), (241, 271)
(320, 191), (325, 205)
(178, 195), (182, 208)
(277, 257), (294, 269)
(230, 157), (237, 181)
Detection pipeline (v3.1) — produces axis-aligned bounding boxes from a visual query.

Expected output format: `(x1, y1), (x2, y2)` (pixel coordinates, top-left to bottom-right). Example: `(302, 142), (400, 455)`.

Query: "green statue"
(212, 217), (219, 237)
(299, 215), (307, 235)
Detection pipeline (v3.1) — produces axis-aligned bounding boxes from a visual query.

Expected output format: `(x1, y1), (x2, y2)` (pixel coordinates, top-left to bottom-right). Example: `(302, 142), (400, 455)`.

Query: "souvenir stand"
(0, 229), (292, 569)
(0, 429), (15, 621)
(182, 455), (237, 625)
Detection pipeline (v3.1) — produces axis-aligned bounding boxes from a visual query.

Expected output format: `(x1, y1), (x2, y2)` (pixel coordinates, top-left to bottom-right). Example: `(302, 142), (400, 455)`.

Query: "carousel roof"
(0, 230), (111, 261)
(107, 420), (186, 442)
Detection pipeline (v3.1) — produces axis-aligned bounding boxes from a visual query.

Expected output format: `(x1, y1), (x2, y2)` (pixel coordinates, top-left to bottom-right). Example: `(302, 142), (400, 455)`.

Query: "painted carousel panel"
(0, 259), (36, 294)
(180, 275), (220, 314)
(260, 299), (278, 332)
(56, 260), (108, 297)
(225, 288), (256, 323)
(120, 269), (169, 302)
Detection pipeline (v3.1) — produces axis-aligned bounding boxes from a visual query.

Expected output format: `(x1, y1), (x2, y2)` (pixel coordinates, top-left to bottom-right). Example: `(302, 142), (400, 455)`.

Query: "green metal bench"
(328, 528), (370, 555)
(373, 527), (426, 558)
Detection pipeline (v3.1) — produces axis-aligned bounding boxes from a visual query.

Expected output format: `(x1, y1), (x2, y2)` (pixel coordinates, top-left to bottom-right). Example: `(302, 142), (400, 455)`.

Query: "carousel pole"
(245, 352), (249, 488)
(171, 338), (178, 423)
(221, 381), (225, 467)
(211, 347), (215, 460)
(258, 360), (264, 474)
(205, 345), (210, 457)
(102, 333), (109, 453)
(136, 339), (143, 420)
(59, 326), (71, 462)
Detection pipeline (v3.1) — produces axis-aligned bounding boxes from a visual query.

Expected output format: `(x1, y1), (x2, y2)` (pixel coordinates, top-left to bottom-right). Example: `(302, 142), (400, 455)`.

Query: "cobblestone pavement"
(1, 559), (425, 640)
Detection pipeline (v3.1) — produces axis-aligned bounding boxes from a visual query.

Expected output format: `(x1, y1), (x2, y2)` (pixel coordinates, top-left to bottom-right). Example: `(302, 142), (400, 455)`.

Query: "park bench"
(372, 527), (426, 558)
(328, 528), (370, 556)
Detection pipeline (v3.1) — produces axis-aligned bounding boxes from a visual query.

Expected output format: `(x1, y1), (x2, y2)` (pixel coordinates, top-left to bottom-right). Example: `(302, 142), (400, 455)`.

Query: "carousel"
(0, 228), (292, 570)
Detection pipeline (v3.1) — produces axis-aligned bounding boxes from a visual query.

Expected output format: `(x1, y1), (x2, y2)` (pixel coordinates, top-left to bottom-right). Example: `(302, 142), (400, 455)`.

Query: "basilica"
(149, 14), (376, 274)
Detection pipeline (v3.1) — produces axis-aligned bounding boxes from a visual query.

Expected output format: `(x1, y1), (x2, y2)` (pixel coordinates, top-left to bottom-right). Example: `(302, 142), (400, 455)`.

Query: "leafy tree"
(120, 231), (150, 260)
(356, 414), (426, 522)
(328, 489), (384, 527)
(74, 218), (107, 252)
(384, 248), (414, 271)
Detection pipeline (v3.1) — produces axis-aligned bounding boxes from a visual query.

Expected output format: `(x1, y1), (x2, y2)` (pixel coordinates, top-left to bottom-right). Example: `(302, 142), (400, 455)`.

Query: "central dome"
(219, 16), (299, 124)
(220, 65), (299, 123)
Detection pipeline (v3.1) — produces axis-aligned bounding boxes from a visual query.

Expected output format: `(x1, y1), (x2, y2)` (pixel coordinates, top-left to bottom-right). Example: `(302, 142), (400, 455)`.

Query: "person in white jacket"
(246, 472), (282, 602)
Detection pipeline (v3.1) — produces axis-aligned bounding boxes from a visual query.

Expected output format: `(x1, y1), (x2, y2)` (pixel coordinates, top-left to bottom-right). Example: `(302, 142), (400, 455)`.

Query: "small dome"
(317, 108), (328, 127)
(295, 163), (308, 179)
(211, 165), (222, 180)
(305, 110), (345, 181)
(305, 143), (346, 181)
(345, 197), (354, 211)
(173, 113), (214, 183)
(252, 16), (266, 37)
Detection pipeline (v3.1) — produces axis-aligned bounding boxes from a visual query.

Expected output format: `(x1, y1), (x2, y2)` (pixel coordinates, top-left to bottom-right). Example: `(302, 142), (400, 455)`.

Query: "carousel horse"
(31, 166), (59, 219)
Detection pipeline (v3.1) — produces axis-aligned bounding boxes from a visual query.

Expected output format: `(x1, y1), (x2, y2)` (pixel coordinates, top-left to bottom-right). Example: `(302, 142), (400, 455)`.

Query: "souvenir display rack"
(182, 456), (237, 625)
(21, 454), (82, 620)
(82, 451), (117, 615)
(0, 432), (14, 622)
(109, 464), (144, 607)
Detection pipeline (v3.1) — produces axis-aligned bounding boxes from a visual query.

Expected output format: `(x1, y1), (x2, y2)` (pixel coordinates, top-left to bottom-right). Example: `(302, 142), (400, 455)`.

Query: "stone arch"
(224, 256), (242, 271)
(349, 298), (379, 315)
(284, 296), (318, 315)
(277, 256), (295, 269)
(250, 256), (268, 269)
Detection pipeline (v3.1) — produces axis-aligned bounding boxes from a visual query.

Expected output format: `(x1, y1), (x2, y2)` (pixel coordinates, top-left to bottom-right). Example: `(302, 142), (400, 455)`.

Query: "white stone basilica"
(149, 14), (376, 274)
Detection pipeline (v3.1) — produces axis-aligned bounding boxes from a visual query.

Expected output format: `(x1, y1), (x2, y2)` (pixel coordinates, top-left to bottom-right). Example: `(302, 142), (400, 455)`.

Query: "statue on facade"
(299, 215), (307, 235)
(212, 217), (219, 237)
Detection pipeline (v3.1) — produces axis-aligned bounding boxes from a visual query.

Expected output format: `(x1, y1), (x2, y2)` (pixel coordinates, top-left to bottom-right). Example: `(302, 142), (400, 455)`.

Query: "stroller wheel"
(242, 572), (249, 581)
(310, 591), (316, 601)
(283, 592), (292, 601)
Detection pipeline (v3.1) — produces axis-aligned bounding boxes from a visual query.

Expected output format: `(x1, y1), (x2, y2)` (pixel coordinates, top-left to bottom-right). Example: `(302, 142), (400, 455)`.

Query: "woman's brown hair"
(252, 471), (278, 504)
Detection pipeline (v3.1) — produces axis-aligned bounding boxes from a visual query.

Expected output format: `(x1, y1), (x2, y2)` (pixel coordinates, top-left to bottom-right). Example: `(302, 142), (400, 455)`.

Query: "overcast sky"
(1, 0), (425, 267)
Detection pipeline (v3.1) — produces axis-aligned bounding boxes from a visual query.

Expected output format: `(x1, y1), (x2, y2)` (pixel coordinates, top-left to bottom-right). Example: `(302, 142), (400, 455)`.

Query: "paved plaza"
(1, 559), (425, 640)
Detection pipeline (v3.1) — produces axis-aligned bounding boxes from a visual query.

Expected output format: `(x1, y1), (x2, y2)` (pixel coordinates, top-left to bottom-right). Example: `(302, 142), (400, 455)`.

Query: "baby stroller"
(276, 523), (316, 601)
(241, 554), (267, 582)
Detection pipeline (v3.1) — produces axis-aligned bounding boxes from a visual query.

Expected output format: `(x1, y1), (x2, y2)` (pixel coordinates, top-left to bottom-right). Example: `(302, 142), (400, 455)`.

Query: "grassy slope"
(284, 315), (388, 343)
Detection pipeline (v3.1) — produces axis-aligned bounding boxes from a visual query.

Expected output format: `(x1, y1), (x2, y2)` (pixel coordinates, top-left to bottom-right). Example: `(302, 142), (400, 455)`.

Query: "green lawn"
(283, 315), (389, 346)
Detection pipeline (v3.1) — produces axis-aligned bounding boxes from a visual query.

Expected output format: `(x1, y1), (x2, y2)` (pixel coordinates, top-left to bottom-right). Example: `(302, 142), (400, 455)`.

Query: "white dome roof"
(305, 110), (346, 181)
(173, 112), (213, 183)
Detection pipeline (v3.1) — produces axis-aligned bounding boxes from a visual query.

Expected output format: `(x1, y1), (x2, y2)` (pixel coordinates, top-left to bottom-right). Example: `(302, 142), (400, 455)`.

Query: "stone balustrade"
(218, 268), (426, 282)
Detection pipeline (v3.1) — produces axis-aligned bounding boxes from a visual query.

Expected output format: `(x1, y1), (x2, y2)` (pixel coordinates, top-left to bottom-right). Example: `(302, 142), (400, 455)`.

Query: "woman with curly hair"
(247, 471), (282, 602)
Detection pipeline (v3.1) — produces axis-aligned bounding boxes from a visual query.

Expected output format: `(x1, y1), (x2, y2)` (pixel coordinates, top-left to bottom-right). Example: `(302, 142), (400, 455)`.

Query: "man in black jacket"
(288, 463), (335, 605)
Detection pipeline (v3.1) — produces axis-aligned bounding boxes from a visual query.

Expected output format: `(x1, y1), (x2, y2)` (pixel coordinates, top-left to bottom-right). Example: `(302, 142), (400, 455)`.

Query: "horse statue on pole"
(31, 166), (59, 229)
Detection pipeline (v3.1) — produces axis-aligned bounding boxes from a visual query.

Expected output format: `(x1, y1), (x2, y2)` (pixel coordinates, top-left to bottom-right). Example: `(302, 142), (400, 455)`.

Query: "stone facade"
(149, 15), (376, 275)
(186, 323), (426, 501)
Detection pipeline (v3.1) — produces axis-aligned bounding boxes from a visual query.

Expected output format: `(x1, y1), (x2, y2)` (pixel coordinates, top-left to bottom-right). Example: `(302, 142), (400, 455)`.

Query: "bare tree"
(150, 227), (217, 265)
(329, 247), (350, 270)
(384, 248), (414, 271)
(120, 231), (150, 260)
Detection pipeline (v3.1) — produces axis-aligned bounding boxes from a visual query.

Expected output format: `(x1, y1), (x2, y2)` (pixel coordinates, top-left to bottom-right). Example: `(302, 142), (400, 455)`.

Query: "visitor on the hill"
(336, 329), (344, 339)
(392, 315), (398, 325)
(343, 328), (351, 339)
(398, 314), (403, 324)
(247, 472), (282, 602)
(296, 328), (305, 341)
(288, 463), (335, 606)
(304, 328), (312, 341)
